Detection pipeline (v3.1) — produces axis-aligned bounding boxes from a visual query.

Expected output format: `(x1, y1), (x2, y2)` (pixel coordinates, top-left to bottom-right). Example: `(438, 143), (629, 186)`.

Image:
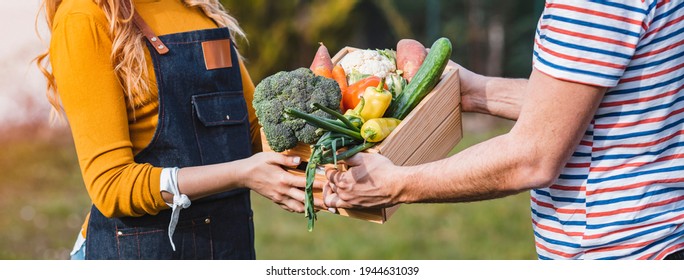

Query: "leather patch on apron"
(202, 39), (233, 70)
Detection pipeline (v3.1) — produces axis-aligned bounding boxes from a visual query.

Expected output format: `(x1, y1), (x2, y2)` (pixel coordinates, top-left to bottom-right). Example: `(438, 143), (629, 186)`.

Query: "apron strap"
(122, 1), (169, 55)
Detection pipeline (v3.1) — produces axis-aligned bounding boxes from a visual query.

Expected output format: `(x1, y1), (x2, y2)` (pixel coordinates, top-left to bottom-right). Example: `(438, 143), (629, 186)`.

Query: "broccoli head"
(253, 67), (341, 152)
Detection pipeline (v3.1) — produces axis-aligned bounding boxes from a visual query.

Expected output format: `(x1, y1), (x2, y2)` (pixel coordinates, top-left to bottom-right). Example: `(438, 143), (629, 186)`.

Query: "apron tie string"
(160, 167), (191, 251)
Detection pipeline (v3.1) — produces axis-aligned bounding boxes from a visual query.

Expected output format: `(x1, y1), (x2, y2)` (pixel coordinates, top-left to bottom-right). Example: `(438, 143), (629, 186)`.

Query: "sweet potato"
(396, 39), (427, 82)
(310, 42), (333, 79)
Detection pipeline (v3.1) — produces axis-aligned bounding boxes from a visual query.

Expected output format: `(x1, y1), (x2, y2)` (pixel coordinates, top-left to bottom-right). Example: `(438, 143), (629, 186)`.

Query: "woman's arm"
(175, 153), (316, 212)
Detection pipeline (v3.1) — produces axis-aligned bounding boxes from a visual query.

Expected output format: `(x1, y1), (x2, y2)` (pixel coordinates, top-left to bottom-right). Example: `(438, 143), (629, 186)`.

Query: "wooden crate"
(260, 47), (462, 223)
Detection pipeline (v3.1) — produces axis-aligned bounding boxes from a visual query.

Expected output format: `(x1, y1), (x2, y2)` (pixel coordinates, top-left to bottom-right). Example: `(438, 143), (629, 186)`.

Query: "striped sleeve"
(533, 0), (652, 87)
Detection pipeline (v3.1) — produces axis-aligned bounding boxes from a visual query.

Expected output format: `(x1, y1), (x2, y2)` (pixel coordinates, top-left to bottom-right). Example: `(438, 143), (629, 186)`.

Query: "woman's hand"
(239, 152), (326, 213)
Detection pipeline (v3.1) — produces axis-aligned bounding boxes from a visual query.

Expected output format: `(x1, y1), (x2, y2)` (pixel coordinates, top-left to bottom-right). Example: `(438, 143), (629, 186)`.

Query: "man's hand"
(323, 153), (405, 209)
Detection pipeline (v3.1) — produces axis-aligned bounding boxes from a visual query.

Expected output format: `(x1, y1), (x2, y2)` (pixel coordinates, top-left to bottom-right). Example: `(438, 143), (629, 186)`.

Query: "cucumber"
(387, 37), (452, 120)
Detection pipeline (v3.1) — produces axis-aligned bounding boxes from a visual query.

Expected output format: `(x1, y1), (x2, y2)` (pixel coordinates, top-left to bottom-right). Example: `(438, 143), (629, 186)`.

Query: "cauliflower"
(339, 49), (396, 82)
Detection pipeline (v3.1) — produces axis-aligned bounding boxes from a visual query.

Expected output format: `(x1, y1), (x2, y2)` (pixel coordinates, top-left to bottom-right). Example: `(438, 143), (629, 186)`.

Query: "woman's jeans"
(69, 233), (86, 260)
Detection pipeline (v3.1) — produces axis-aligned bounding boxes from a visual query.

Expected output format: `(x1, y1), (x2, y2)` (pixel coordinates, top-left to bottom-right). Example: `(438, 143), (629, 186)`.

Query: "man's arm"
(324, 69), (606, 208)
(452, 61), (527, 120)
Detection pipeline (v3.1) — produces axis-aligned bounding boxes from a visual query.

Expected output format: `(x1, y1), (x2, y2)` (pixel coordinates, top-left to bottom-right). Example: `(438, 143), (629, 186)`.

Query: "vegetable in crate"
(342, 76), (387, 112)
(343, 107), (364, 129)
(332, 65), (348, 111)
(331, 64), (348, 92)
(361, 118), (401, 142)
(338, 49), (396, 84)
(387, 37), (452, 120)
(253, 68), (342, 152)
(338, 48), (406, 112)
(310, 42), (334, 78)
(290, 37), (451, 231)
(396, 39), (428, 82)
(358, 79), (393, 121)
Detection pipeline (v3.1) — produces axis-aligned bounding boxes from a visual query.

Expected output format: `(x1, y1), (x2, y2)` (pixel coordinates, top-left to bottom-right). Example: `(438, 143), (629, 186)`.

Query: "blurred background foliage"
(222, 0), (542, 82)
(0, 0), (544, 259)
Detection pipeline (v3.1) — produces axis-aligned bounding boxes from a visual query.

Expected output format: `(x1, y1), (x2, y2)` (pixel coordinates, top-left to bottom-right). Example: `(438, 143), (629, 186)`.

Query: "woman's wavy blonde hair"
(35, 0), (245, 120)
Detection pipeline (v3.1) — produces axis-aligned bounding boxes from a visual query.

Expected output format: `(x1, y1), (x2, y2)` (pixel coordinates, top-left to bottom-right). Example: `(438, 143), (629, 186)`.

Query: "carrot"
(310, 42), (333, 79)
(332, 64), (347, 91)
(331, 64), (348, 111)
(396, 39), (427, 82)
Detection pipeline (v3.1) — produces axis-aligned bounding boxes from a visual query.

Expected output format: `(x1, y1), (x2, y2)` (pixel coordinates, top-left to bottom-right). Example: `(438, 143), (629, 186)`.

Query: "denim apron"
(85, 15), (255, 260)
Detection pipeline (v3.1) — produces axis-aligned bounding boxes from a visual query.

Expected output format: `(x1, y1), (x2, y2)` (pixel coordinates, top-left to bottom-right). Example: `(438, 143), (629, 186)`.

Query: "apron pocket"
(192, 91), (253, 165)
(193, 91), (248, 126)
(116, 216), (213, 260)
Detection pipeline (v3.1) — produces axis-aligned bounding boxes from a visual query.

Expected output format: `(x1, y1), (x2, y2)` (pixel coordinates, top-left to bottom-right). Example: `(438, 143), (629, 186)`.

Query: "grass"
(0, 128), (90, 259)
(0, 116), (536, 260)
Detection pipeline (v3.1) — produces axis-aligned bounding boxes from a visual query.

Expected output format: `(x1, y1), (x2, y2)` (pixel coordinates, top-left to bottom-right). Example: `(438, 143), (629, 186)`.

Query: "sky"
(0, 1), (51, 126)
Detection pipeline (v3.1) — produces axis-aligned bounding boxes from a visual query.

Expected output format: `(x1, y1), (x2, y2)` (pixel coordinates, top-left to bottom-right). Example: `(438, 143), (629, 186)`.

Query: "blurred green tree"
(220, 0), (361, 81)
(220, 0), (543, 82)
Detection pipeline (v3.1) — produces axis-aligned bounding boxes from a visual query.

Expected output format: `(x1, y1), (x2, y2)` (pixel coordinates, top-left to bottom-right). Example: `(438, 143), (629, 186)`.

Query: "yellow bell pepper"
(360, 118), (401, 142)
(343, 107), (365, 129)
(357, 79), (392, 121)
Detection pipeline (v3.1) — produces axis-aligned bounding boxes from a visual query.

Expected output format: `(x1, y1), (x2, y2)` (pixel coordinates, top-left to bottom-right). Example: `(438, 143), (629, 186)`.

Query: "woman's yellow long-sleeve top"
(50, 0), (260, 238)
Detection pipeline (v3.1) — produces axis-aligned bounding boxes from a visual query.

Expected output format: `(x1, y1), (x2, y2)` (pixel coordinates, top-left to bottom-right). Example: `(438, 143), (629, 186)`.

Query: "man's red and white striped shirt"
(531, 0), (684, 259)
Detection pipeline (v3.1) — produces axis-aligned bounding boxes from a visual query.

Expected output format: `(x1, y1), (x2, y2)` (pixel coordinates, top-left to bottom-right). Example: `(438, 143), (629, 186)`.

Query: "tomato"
(341, 76), (388, 111)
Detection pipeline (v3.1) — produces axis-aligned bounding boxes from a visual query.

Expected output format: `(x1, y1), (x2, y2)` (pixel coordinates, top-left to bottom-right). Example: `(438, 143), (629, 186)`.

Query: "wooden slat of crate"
(371, 68), (461, 165)
(312, 193), (387, 223)
(330, 47), (356, 64)
(403, 106), (462, 166)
